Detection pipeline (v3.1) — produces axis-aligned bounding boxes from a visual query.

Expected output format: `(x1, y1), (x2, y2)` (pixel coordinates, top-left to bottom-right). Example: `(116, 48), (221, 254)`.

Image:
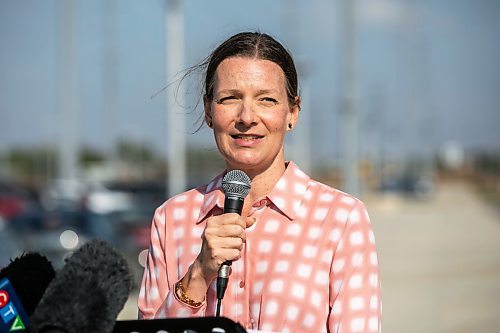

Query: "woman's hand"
(180, 213), (256, 302)
(197, 213), (256, 283)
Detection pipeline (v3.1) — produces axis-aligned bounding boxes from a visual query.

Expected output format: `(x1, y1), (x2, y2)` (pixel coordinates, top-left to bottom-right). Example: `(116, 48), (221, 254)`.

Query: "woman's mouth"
(231, 134), (264, 146)
(231, 134), (264, 140)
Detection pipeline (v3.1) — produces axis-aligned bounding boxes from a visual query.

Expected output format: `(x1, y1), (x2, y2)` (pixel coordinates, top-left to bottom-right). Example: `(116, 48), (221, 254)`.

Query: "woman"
(138, 32), (381, 333)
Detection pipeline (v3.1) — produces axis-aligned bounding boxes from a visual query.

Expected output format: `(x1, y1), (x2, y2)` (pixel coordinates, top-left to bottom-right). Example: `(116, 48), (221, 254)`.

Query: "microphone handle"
(220, 195), (244, 270)
(223, 195), (244, 214)
(216, 195), (244, 309)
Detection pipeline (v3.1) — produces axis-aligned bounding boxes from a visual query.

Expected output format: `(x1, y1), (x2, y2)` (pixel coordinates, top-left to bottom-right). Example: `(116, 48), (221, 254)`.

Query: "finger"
(220, 223), (245, 236)
(205, 223), (245, 238)
(207, 234), (244, 251)
(214, 213), (246, 228)
(245, 217), (257, 228)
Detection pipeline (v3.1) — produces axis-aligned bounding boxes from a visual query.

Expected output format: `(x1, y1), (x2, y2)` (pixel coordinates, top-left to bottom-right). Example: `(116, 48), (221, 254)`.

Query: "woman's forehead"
(213, 57), (286, 92)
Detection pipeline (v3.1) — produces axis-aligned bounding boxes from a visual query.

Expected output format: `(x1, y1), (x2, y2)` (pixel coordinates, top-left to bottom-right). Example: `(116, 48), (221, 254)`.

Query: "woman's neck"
(227, 156), (287, 216)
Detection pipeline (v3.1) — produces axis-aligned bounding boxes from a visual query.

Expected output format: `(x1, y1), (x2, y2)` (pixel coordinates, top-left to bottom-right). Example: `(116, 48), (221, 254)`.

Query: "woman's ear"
(288, 96), (301, 130)
(203, 95), (213, 128)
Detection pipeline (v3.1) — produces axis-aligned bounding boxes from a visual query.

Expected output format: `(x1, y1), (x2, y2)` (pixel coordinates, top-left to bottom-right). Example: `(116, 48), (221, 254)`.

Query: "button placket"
(244, 220), (252, 329)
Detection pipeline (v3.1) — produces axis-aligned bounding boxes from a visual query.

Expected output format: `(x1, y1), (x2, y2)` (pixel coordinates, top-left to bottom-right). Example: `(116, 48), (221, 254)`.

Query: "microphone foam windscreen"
(29, 239), (132, 333)
(0, 252), (55, 316)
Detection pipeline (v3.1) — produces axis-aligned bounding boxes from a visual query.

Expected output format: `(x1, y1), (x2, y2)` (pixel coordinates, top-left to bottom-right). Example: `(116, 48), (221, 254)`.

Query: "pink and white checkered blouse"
(138, 162), (381, 333)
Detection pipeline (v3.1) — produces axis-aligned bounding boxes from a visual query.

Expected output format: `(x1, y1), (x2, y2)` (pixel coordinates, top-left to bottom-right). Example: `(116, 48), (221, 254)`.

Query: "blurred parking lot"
(0, 178), (165, 288)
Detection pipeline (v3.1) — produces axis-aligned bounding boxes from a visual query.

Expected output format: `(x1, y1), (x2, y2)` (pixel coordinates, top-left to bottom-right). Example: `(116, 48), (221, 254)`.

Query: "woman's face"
(205, 57), (299, 174)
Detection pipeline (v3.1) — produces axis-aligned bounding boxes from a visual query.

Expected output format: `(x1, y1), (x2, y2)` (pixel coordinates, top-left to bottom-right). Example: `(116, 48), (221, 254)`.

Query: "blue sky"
(1, 0), (499, 165)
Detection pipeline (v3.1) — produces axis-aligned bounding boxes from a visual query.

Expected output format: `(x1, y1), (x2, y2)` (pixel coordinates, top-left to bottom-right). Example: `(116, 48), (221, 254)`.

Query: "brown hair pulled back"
(204, 32), (299, 105)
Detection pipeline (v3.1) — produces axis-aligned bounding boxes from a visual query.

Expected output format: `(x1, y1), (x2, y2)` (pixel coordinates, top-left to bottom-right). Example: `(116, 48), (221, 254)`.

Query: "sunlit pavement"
(367, 181), (500, 333)
(117, 181), (500, 332)
(118, 290), (138, 320)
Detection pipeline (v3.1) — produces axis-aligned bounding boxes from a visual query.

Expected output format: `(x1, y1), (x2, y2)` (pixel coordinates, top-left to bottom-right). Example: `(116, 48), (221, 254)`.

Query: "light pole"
(58, 0), (79, 182)
(165, 0), (187, 196)
(340, 0), (360, 196)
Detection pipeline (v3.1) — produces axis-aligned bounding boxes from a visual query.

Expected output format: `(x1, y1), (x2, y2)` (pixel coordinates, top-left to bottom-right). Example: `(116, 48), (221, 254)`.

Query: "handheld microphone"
(216, 170), (251, 317)
(29, 239), (132, 333)
(0, 252), (55, 332)
(0, 252), (55, 317)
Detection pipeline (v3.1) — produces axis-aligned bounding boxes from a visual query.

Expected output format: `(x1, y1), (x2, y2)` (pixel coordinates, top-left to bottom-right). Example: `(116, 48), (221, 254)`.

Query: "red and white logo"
(0, 290), (9, 308)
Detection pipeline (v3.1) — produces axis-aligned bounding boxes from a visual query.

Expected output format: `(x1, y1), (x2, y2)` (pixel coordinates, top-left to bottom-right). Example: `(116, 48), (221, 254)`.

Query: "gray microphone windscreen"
(221, 170), (251, 198)
(30, 239), (132, 333)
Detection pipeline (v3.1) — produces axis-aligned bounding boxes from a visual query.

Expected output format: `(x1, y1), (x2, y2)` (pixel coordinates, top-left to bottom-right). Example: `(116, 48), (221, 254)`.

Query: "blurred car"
(40, 179), (87, 212)
(0, 179), (39, 220)
(5, 206), (88, 269)
(379, 173), (435, 199)
(4, 178), (166, 285)
(81, 181), (167, 287)
(0, 220), (21, 268)
(0, 180), (78, 268)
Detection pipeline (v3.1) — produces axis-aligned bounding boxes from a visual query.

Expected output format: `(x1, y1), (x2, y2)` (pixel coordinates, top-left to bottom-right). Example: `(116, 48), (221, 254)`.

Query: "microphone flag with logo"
(0, 252), (55, 333)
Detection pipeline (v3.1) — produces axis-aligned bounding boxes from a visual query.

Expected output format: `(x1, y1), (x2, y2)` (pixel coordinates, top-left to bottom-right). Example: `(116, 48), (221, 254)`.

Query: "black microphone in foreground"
(29, 239), (132, 333)
(0, 252), (55, 317)
(0, 252), (55, 332)
(216, 170), (251, 317)
(113, 316), (247, 333)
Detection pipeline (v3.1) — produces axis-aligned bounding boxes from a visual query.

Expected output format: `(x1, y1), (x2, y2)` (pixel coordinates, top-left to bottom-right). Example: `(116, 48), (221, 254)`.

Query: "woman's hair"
(177, 31), (299, 132)
(203, 31), (299, 104)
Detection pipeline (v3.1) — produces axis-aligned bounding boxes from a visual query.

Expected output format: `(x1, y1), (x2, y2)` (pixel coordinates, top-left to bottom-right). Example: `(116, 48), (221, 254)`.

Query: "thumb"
(245, 217), (257, 228)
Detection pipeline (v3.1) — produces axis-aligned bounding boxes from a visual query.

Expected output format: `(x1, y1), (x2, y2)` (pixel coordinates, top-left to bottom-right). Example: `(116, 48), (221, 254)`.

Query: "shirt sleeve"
(137, 205), (207, 319)
(328, 201), (382, 333)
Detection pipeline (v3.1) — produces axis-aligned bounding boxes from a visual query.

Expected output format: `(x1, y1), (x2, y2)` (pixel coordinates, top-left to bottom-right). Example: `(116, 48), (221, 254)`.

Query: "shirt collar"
(266, 161), (310, 221)
(196, 172), (225, 224)
(196, 161), (310, 223)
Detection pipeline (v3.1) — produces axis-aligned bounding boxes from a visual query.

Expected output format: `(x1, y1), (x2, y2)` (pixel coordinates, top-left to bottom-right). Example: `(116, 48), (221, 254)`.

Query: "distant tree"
(116, 139), (156, 164)
(80, 147), (106, 167)
(474, 152), (500, 175)
(5, 146), (56, 185)
(186, 147), (224, 179)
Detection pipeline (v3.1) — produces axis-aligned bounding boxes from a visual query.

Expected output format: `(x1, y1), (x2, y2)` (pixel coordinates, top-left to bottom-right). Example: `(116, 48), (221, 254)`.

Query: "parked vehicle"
(0, 179), (39, 220)
(379, 173), (435, 199)
(3, 178), (166, 286)
(81, 181), (167, 287)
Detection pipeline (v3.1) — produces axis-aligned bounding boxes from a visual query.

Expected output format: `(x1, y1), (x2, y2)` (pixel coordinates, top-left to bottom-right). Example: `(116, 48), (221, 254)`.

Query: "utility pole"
(102, 0), (120, 179)
(340, 0), (360, 196)
(165, 0), (187, 196)
(58, 0), (79, 181)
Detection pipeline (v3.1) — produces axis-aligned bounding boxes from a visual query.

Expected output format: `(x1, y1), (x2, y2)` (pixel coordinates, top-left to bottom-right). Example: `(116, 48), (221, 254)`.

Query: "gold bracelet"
(175, 280), (203, 307)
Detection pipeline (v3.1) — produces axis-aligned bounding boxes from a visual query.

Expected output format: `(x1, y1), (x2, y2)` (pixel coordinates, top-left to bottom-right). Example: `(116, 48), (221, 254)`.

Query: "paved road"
(367, 181), (500, 333)
(119, 180), (500, 332)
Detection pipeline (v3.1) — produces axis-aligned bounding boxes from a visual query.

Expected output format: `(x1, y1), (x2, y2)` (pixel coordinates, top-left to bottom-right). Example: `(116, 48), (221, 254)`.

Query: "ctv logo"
(0, 278), (28, 333)
(0, 290), (9, 307)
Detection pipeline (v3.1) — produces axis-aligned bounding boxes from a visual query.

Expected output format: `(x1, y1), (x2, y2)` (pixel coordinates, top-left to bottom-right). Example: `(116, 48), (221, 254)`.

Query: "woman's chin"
(225, 155), (283, 175)
(226, 156), (265, 171)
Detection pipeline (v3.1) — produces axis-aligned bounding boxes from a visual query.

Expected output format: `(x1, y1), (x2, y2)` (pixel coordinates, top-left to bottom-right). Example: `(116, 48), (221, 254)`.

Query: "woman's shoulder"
(287, 161), (365, 207)
(308, 177), (365, 209)
(155, 184), (210, 213)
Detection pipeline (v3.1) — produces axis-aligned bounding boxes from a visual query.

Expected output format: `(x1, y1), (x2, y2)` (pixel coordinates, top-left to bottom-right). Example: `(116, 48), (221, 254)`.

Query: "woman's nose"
(237, 100), (257, 126)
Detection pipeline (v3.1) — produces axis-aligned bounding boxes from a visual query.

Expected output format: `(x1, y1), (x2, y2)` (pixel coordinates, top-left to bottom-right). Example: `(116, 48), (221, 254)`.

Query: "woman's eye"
(217, 96), (237, 104)
(260, 97), (278, 104)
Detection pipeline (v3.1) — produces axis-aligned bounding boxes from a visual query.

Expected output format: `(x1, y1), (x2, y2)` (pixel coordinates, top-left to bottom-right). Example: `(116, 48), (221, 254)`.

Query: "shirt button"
(253, 198), (266, 208)
(239, 280), (245, 288)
